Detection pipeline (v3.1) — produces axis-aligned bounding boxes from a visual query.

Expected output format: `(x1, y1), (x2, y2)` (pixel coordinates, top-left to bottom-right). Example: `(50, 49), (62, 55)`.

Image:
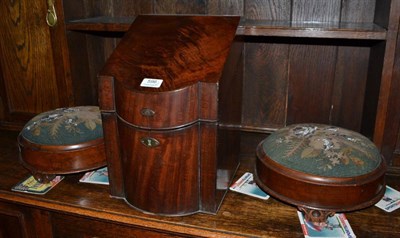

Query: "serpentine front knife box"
(98, 15), (242, 215)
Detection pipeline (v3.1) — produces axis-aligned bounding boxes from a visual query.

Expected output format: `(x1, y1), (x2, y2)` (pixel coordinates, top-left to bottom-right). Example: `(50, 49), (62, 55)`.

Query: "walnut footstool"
(254, 123), (386, 224)
(18, 106), (106, 183)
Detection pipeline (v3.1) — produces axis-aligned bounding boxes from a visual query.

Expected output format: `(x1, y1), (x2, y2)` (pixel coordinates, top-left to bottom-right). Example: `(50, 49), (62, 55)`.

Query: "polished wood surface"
(0, 130), (399, 237)
(0, 0), (73, 129)
(99, 15), (242, 215)
(100, 15), (240, 90)
(17, 135), (106, 182)
(119, 123), (201, 215)
(2, 0), (400, 172)
(255, 148), (386, 211)
(115, 83), (200, 129)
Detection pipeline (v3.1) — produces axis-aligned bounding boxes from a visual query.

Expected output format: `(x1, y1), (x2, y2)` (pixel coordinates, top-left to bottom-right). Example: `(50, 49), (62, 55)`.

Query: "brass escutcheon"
(140, 137), (160, 148)
(141, 108), (155, 117)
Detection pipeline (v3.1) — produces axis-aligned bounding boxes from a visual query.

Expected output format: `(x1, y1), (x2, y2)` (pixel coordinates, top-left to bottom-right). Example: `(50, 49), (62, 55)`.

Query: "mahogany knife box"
(98, 15), (243, 215)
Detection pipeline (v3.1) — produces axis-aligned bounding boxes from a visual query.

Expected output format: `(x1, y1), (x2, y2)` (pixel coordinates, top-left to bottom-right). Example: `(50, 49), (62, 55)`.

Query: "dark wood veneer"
(17, 136), (106, 182)
(99, 15), (242, 215)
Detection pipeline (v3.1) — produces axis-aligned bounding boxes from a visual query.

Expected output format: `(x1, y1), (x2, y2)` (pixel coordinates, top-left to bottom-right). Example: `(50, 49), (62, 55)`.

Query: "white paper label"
(140, 78), (163, 88)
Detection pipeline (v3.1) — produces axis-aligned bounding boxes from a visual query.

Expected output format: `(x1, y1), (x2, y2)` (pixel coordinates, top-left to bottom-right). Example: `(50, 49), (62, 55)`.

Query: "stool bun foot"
(32, 172), (56, 183)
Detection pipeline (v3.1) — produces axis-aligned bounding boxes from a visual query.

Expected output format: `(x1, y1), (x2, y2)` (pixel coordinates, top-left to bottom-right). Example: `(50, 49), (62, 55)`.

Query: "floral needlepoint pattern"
(261, 124), (382, 177)
(20, 106), (103, 146)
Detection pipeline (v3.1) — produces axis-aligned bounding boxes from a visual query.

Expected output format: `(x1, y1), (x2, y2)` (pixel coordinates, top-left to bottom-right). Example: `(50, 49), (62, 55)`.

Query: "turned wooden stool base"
(255, 124), (387, 224)
(18, 106), (106, 183)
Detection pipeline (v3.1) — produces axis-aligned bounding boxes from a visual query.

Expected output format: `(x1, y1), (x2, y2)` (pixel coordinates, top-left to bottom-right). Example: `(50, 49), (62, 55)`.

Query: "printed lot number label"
(140, 78), (163, 88)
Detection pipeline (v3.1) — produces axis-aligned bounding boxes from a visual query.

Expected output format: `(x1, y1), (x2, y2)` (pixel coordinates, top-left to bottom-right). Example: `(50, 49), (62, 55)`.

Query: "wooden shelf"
(66, 16), (134, 32)
(66, 16), (387, 40)
(237, 19), (387, 40)
(0, 130), (400, 237)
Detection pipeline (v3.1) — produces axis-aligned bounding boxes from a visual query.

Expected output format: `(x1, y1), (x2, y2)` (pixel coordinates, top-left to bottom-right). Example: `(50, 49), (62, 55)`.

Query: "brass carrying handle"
(46, 0), (57, 27)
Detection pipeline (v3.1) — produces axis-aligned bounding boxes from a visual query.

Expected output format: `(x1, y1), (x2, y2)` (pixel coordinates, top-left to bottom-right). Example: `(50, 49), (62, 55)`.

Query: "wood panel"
(66, 32), (92, 105)
(112, 0), (153, 16)
(331, 44), (370, 131)
(0, 207), (27, 238)
(46, 0), (400, 173)
(381, 22), (400, 167)
(0, 201), (53, 238)
(332, 1), (377, 131)
(154, 0), (206, 14)
(340, 0), (376, 23)
(0, 0), (70, 124)
(207, 0), (243, 15)
(242, 38), (288, 129)
(292, 0), (341, 22)
(242, 1), (290, 130)
(52, 213), (186, 237)
(287, 0), (340, 124)
(245, 0), (290, 20)
(287, 42), (337, 124)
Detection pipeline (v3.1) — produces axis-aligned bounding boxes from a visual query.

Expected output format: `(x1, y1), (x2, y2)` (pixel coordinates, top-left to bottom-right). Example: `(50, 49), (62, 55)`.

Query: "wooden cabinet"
(0, 0), (74, 130)
(0, 0), (100, 130)
(0, 201), (52, 237)
(60, 0), (400, 172)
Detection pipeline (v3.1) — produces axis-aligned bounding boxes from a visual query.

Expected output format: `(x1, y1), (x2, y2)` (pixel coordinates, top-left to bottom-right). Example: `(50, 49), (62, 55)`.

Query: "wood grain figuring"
(207, 0), (244, 16)
(242, 0), (290, 130)
(84, 34), (113, 104)
(340, 0), (376, 23)
(245, 0), (291, 20)
(243, 39), (288, 128)
(101, 16), (239, 92)
(154, 0), (206, 14)
(373, 0), (400, 151)
(101, 112), (125, 197)
(98, 76), (115, 111)
(287, 43), (337, 125)
(0, 0), (59, 113)
(99, 15), (242, 215)
(119, 123), (200, 215)
(331, 45), (370, 131)
(17, 135), (106, 180)
(112, 0), (153, 16)
(115, 83), (200, 129)
(198, 82), (218, 121)
(199, 123), (218, 212)
(66, 32), (93, 105)
(218, 40), (244, 126)
(0, 0), (75, 129)
(381, 23), (400, 167)
(50, 0), (74, 107)
(255, 146), (387, 212)
(292, 0), (340, 22)
(362, 42), (385, 139)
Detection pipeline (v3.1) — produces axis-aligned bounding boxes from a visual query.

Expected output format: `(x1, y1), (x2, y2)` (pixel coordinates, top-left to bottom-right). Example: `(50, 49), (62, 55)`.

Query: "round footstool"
(254, 123), (386, 224)
(18, 106), (106, 183)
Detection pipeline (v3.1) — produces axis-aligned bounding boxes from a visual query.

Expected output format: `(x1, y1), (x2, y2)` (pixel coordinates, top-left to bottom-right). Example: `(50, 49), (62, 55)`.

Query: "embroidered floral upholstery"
(20, 106), (103, 146)
(260, 124), (381, 177)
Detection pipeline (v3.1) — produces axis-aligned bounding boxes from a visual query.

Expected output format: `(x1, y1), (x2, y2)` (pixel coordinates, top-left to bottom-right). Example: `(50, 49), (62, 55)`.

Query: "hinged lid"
(99, 15), (240, 92)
